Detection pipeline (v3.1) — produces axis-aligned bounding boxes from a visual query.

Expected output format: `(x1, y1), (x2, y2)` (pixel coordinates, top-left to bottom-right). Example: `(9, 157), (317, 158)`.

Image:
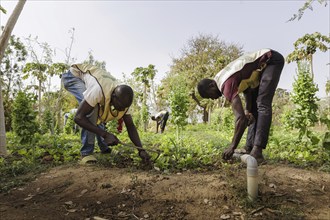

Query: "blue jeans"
(61, 71), (109, 156)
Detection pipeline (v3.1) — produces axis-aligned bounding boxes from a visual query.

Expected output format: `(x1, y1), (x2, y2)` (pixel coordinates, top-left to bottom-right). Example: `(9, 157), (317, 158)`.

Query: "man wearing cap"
(197, 49), (284, 163)
(62, 63), (151, 167)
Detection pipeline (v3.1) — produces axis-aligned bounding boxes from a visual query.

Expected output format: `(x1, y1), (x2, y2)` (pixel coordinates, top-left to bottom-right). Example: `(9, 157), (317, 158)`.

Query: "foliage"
(48, 62), (68, 77)
(319, 108), (330, 130)
(326, 80), (330, 95)
(0, 5), (7, 14)
(6, 131), (80, 164)
(272, 88), (291, 126)
(1, 121), (329, 193)
(83, 50), (106, 69)
(40, 108), (54, 134)
(22, 62), (48, 82)
(287, 32), (330, 64)
(284, 62), (319, 139)
(267, 128), (328, 167)
(210, 107), (235, 132)
(11, 91), (38, 144)
(64, 113), (77, 134)
(0, 132), (81, 192)
(169, 78), (189, 129)
(162, 33), (242, 122)
(0, 34), (27, 131)
(41, 91), (63, 135)
(131, 64), (157, 131)
(131, 64), (156, 87)
(287, 0), (328, 22)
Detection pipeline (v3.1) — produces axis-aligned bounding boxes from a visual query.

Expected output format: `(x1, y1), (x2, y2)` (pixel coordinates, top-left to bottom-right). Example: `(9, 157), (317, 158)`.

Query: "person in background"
(197, 49), (284, 163)
(151, 110), (169, 134)
(64, 108), (79, 133)
(62, 63), (151, 168)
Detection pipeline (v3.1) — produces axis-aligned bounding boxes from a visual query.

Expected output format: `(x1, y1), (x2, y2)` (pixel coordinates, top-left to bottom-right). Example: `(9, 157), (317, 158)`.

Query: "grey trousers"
(246, 50), (285, 149)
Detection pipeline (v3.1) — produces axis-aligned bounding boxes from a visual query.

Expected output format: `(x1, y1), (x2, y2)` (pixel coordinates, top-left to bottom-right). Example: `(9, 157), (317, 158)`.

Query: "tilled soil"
(0, 163), (329, 220)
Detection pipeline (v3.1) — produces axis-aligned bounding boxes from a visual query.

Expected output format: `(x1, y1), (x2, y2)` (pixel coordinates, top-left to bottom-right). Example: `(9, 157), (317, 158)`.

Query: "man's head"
(111, 85), (134, 111)
(197, 79), (222, 100)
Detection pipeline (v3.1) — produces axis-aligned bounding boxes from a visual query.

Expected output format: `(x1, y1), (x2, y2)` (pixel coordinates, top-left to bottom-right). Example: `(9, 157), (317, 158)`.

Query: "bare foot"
(250, 146), (265, 164)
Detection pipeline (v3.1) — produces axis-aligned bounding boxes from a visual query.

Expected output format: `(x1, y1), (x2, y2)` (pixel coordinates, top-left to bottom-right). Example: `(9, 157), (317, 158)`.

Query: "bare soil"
(0, 162), (329, 220)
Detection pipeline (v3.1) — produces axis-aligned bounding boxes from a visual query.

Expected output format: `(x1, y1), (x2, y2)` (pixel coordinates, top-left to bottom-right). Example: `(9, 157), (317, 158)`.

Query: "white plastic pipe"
(233, 153), (258, 201)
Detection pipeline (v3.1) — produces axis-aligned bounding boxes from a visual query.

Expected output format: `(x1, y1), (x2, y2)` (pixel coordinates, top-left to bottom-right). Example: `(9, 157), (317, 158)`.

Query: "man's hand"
(139, 150), (153, 170)
(103, 132), (120, 146)
(246, 113), (255, 126)
(222, 147), (235, 160)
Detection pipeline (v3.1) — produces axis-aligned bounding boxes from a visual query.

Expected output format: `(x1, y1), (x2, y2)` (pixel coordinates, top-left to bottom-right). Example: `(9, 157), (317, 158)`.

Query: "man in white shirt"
(151, 110), (169, 133)
(62, 63), (151, 168)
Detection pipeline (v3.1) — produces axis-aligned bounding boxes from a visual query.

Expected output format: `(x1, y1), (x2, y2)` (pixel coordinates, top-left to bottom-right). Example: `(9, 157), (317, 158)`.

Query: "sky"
(0, 0), (329, 98)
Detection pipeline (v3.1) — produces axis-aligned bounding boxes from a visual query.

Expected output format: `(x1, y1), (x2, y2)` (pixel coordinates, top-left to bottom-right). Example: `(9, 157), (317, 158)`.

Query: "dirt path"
(0, 164), (329, 220)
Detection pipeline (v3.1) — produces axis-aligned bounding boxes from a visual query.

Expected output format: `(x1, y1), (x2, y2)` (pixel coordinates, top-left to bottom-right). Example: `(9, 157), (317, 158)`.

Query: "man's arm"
(74, 100), (119, 145)
(243, 88), (255, 126)
(243, 88), (252, 113)
(123, 114), (152, 166)
(222, 95), (248, 160)
(122, 114), (142, 148)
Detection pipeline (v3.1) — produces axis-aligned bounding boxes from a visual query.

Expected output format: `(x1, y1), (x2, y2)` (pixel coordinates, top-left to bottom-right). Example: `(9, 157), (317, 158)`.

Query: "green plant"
(11, 91), (38, 144)
(284, 62), (319, 139)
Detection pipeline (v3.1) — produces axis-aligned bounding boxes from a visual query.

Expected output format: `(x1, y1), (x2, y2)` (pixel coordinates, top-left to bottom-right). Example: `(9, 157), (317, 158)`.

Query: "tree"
(0, 34), (27, 131)
(131, 64), (157, 131)
(284, 62), (319, 139)
(272, 88), (291, 126)
(23, 36), (56, 118)
(51, 27), (75, 131)
(287, 32), (330, 79)
(162, 33), (242, 123)
(169, 75), (189, 140)
(0, 0), (26, 156)
(11, 91), (38, 145)
(326, 80), (330, 96)
(288, 0), (328, 22)
(22, 62), (48, 115)
(83, 50), (106, 70)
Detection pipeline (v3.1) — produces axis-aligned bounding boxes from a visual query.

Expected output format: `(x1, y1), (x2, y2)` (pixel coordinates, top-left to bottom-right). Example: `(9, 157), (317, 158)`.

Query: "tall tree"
(287, 32), (330, 79)
(0, 0), (26, 156)
(0, 34), (27, 131)
(169, 74), (189, 140)
(52, 27), (75, 131)
(162, 33), (242, 123)
(23, 37), (54, 117)
(285, 62), (319, 139)
(131, 64), (157, 131)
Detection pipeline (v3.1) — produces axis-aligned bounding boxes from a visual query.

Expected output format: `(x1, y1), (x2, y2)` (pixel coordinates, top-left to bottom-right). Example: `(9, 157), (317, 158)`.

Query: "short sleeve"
(222, 76), (239, 102)
(83, 82), (103, 107)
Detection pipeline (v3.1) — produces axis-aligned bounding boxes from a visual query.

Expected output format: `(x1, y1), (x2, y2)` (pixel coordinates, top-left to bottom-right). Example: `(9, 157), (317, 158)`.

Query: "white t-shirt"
(70, 66), (103, 107)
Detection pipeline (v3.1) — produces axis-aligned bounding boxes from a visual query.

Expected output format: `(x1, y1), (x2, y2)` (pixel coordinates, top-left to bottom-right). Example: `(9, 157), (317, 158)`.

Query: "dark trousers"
(246, 50), (285, 149)
(159, 112), (169, 132)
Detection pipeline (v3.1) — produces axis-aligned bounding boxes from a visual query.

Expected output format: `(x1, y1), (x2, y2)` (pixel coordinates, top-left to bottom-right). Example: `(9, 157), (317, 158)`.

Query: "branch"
(287, 0), (328, 22)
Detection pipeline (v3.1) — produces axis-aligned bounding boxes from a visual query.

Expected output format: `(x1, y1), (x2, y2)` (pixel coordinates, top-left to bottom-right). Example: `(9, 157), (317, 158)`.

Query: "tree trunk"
(0, 0), (27, 156)
(143, 84), (147, 132)
(0, 0), (26, 61)
(309, 54), (314, 80)
(0, 83), (6, 156)
(38, 79), (42, 119)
